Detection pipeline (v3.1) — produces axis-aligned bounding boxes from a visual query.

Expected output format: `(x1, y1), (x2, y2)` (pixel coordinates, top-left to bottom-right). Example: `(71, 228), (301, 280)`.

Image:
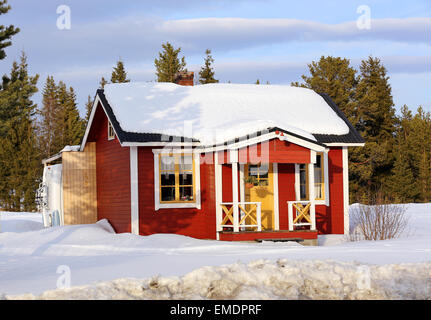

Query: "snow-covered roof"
(60, 145), (81, 153)
(102, 82), (350, 145)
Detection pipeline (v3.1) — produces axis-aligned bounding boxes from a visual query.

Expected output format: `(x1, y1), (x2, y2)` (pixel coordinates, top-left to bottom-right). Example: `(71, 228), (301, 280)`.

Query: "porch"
(217, 200), (318, 243)
(214, 136), (327, 243)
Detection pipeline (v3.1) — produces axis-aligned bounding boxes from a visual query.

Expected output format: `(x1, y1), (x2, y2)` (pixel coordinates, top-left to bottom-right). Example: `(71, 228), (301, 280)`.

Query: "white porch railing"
(287, 200), (316, 231)
(220, 202), (262, 232)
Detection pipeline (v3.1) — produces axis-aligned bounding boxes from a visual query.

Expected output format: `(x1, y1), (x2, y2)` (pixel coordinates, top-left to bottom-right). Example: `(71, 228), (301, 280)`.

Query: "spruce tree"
(99, 77), (108, 89)
(111, 59), (130, 83)
(352, 56), (397, 198)
(0, 0), (19, 60)
(0, 52), (40, 211)
(85, 95), (93, 122)
(38, 76), (59, 158)
(198, 49), (218, 84)
(386, 147), (418, 203)
(292, 56), (358, 126)
(57, 82), (85, 148)
(154, 42), (187, 82)
(39, 77), (85, 158)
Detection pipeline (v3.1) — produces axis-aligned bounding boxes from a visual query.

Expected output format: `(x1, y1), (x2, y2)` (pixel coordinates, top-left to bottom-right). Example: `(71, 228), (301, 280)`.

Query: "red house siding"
(137, 149), (217, 239)
(317, 147), (344, 234)
(276, 147), (345, 234)
(277, 163), (296, 230)
(87, 104), (131, 233)
(219, 140), (311, 164)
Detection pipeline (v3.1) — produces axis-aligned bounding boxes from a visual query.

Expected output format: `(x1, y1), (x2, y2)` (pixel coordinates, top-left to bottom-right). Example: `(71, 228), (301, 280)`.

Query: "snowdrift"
(6, 259), (431, 300)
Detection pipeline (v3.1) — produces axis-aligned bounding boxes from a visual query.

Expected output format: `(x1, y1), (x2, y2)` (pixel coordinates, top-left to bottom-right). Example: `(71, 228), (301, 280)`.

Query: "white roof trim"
(324, 142), (365, 147)
(80, 94), (102, 151)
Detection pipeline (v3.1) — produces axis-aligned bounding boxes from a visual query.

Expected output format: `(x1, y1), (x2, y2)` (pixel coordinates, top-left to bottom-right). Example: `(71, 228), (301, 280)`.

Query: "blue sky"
(1, 0), (431, 116)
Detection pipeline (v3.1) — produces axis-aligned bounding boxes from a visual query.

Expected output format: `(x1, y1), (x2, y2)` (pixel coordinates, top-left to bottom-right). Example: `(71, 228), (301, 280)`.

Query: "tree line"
(0, 0), (429, 210)
(292, 56), (431, 203)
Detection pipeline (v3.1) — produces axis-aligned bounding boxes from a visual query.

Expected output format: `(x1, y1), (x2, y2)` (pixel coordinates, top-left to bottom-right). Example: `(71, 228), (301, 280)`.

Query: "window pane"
(179, 155), (193, 171)
(161, 187), (175, 201)
(300, 184), (307, 200)
(160, 156), (175, 171)
(161, 173), (175, 186)
(300, 169), (307, 185)
(259, 163), (269, 176)
(179, 187), (193, 201)
(249, 165), (259, 176)
(314, 167), (322, 183)
(179, 172), (193, 186)
(315, 155), (322, 168)
(315, 184), (323, 199)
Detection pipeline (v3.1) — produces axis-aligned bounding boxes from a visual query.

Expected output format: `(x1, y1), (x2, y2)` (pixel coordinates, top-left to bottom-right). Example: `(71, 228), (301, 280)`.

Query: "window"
(248, 163), (269, 186)
(108, 121), (115, 140)
(159, 154), (195, 203)
(299, 152), (325, 201)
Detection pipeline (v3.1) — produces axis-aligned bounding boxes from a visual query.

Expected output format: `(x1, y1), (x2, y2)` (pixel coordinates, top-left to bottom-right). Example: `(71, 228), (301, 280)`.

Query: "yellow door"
(245, 163), (274, 230)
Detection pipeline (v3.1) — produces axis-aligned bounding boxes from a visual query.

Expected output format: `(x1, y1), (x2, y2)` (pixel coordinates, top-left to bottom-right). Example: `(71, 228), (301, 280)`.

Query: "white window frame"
(152, 149), (201, 211)
(107, 121), (115, 140)
(295, 151), (330, 206)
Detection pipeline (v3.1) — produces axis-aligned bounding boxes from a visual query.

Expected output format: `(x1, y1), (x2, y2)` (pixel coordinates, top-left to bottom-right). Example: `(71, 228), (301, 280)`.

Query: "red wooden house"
(60, 73), (364, 244)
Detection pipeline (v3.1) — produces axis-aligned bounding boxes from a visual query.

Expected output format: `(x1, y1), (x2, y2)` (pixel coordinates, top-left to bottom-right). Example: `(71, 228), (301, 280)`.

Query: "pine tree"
(0, 52), (40, 211)
(198, 49), (218, 84)
(386, 147), (418, 203)
(111, 59), (130, 83)
(255, 79), (260, 84)
(351, 56), (397, 198)
(100, 77), (108, 89)
(292, 56), (358, 126)
(85, 95), (93, 122)
(38, 77), (85, 158)
(0, 0), (20, 60)
(57, 82), (85, 148)
(154, 42), (187, 82)
(38, 76), (59, 158)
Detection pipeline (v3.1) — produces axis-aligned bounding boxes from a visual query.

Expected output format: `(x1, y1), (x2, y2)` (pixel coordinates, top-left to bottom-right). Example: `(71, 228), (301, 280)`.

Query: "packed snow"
(60, 145), (81, 153)
(103, 83), (350, 145)
(1, 203), (430, 299)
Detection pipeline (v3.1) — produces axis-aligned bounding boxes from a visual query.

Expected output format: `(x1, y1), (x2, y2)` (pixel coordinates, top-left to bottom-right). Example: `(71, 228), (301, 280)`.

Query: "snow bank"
(0, 212), (44, 233)
(1, 204), (431, 297)
(103, 82), (350, 144)
(7, 259), (431, 300)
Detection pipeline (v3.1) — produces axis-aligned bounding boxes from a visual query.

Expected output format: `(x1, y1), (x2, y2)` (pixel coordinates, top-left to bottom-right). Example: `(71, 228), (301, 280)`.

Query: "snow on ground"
(0, 211), (44, 233)
(1, 204), (431, 299)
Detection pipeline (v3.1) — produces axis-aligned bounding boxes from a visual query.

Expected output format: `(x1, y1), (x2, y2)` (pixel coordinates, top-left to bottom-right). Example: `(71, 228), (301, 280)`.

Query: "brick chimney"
(174, 71), (194, 86)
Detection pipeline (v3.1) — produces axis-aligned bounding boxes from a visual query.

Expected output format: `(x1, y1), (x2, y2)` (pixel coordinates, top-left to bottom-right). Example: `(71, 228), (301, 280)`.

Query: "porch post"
(130, 146), (139, 235)
(215, 152), (223, 235)
(230, 149), (240, 232)
(308, 151), (316, 231)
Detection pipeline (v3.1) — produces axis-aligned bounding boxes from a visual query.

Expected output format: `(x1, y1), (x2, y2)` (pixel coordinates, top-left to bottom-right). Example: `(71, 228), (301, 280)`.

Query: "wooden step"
(254, 238), (304, 243)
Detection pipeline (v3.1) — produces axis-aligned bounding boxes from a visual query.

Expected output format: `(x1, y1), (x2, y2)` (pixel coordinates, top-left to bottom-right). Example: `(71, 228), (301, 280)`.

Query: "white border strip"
(273, 163), (280, 231)
(130, 146), (139, 235)
(342, 146), (349, 235)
